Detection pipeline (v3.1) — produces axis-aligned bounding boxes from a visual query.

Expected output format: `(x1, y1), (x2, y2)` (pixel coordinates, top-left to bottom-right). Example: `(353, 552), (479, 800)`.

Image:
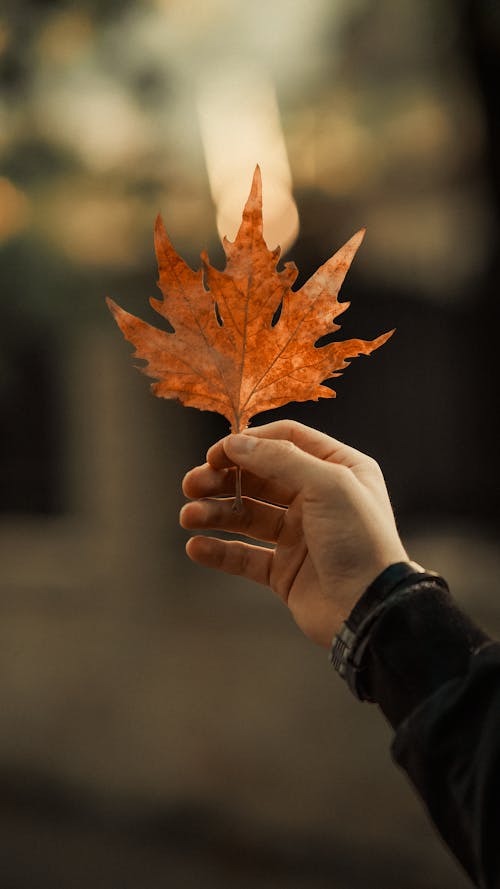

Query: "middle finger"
(182, 464), (293, 507)
(180, 495), (287, 544)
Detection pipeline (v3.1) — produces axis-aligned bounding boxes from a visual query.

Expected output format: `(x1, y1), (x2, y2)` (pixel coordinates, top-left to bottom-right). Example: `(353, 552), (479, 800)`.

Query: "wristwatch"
(329, 561), (449, 700)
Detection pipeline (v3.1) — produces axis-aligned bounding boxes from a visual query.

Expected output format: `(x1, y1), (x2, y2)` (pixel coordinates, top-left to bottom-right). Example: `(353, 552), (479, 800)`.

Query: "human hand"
(180, 420), (408, 648)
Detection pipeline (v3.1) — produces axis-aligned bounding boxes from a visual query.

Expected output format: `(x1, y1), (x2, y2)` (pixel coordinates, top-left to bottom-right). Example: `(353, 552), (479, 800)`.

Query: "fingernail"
(227, 433), (257, 454)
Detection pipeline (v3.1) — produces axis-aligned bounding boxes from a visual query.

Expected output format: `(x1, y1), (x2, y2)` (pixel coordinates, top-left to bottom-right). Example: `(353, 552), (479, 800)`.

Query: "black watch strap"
(330, 561), (449, 701)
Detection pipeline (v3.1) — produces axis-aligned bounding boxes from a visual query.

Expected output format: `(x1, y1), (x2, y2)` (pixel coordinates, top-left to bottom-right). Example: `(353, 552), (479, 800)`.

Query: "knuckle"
(332, 462), (351, 480)
(328, 463), (354, 491)
(364, 454), (383, 477)
(279, 439), (297, 455)
(283, 419), (303, 437)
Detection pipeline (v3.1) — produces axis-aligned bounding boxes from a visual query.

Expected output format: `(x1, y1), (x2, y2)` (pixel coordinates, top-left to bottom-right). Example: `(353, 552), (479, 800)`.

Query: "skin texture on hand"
(180, 420), (408, 648)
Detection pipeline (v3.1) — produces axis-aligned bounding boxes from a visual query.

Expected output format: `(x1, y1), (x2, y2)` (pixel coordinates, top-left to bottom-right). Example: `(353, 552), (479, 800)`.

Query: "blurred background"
(1, 0), (499, 886)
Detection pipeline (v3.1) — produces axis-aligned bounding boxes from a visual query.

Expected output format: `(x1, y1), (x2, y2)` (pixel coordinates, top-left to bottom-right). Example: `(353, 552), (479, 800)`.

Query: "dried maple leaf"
(107, 167), (393, 434)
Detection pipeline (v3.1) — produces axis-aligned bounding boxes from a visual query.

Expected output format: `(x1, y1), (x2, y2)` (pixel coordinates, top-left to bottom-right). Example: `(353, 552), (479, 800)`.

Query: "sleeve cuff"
(362, 582), (490, 727)
(330, 562), (490, 729)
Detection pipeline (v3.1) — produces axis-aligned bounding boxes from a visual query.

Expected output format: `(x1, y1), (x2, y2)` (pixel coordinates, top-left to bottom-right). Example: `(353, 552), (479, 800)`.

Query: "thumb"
(224, 433), (319, 495)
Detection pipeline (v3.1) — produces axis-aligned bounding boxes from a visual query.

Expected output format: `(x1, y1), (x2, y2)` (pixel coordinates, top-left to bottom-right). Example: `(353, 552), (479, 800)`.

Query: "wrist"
(329, 561), (448, 700)
(329, 548), (409, 638)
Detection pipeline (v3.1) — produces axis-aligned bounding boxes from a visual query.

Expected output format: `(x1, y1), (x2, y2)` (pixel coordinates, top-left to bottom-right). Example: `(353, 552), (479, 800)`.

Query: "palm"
(270, 499), (334, 642)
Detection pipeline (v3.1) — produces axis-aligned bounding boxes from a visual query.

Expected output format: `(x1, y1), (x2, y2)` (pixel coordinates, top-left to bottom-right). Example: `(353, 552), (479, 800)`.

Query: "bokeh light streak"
(197, 66), (299, 253)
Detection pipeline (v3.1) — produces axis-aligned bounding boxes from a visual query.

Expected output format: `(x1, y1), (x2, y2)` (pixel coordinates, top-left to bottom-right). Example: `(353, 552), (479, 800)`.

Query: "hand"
(180, 420), (408, 648)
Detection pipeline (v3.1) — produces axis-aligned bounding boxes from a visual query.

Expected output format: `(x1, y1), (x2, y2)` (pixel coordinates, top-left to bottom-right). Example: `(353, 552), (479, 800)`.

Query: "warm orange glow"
(197, 67), (299, 253)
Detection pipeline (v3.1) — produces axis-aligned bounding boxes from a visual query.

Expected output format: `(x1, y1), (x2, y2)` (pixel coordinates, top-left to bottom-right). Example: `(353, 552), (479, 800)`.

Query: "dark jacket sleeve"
(360, 580), (500, 888)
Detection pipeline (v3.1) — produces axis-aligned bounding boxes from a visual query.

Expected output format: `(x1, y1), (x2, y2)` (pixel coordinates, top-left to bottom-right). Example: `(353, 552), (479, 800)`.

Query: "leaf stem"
(231, 421), (244, 513)
(232, 466), (243, 513)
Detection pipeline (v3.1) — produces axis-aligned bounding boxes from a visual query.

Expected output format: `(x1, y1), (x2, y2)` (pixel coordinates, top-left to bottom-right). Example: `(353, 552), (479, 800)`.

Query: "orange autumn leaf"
(107, 167), (394, 433)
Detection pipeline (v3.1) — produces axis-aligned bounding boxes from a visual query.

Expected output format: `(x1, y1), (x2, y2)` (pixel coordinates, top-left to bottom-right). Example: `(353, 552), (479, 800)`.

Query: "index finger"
(207, 419), (367, 470)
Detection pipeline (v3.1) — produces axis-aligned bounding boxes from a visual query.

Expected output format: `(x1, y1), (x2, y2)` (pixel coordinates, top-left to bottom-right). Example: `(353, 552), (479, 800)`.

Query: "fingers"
(185, 536), (273, 587)
(182, 463), (293, 507)
(207, 419), (370, 470)
(203, 431), (326, 502)
(180, 496), (286, 543)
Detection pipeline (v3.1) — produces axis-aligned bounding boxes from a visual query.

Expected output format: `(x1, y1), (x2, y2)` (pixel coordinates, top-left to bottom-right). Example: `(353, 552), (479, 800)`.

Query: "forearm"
(392, 642), (500, 888)
(361, 575), (490, 727)
(333, 567), (499, 887)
